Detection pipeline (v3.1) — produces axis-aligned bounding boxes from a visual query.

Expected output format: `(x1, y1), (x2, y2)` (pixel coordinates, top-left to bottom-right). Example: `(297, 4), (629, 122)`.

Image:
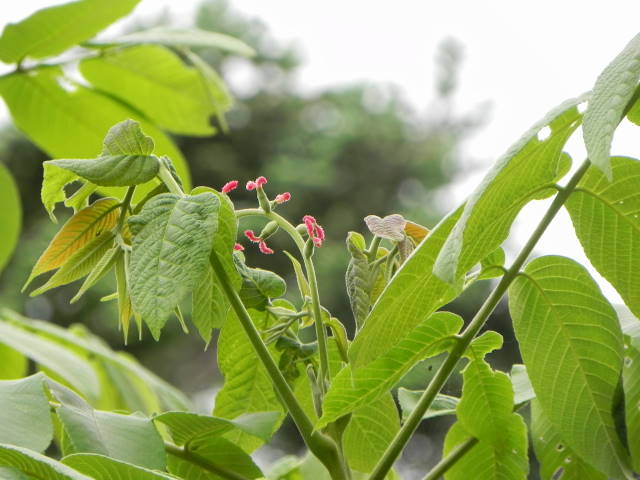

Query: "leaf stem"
(422, 437), (478, 480)
(165, 442), (251, 480)
(208, 249), (350, 480)
(116, 186), (135, 233)
(158, 165), (184, 197)
(368, 159), (592, 480)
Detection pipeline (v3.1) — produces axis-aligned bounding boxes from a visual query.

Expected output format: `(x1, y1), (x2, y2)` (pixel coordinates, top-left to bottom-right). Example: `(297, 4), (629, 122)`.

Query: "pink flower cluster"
(303, 215), (325, 247)
(244, 229), (274, 254)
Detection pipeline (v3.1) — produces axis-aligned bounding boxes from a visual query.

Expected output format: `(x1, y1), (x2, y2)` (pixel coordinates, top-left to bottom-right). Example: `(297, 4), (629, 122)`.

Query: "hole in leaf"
(625, 357), (633, 367)
(555, 443), (564, 451)
(564, 456), (572, 464)
(537, 126), (552, 141)
(552, 467), (564, 480)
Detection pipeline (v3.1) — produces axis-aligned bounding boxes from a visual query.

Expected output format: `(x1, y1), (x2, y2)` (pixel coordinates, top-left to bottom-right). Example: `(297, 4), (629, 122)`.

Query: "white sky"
(2, 0), (640, 302)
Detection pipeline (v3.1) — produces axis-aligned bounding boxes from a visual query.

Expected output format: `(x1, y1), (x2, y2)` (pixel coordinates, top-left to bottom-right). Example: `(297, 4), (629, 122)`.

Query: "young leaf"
(583, 33), (640, 177)
(531, 399), (607, 480)
(80, 46), (215, 135)
(345, 231), (372, 330)
(24, 198), (119, 290)
(397, 389), (459, 421)
(235, 257), (287, 310)
(0, 163), (20, 273)
(92, 27), (256, 57)
(128, 192), (219, 339)
(509, 255), (632, 478)
(0, 444), (90, 480)
(63, 454), (176, 480)
(0, 0), (140, 63)
(41, 163), (78, 222)
(114, 254), (132, 342)
(70, 246), (120, 304)
(342, 393), (400, 473)
(283, 251), (311, 300)
(0, 374), (53, 453)
(317, 311), (462, 428)
(565, 156), (640, 317)
(364, 214), (406, 241)
(434, 95), (585, 284)
(348, 207), (463, 368)
(214, 309), (285, 452)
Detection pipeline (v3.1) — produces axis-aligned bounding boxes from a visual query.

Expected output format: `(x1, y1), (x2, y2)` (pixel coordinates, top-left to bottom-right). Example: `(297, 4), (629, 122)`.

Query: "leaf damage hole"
(537, 126), (552, 141)
(551, 467), (564, 480)
(555, 443), (564, 451)
(625, 356), (633, 367)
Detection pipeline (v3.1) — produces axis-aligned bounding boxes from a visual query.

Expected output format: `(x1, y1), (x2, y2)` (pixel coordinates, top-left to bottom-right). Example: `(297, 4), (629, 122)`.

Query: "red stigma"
(222, 180), (238, 194)
(233, 243), (245, 251)
(275, 192), (291, 204)
(246, 180), (257, 191)
(244, 230), (260, 243)
(258, 240), (274, 254)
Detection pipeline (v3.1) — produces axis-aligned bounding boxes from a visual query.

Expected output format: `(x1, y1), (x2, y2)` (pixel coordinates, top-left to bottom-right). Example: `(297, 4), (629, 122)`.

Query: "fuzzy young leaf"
(345, 231), (371, 330)
(80, 47), (215, 135)
(565, 156), (640, 318)
(509, 255), (632, 478)
(0, 163), (20, 273)
(63, 454), (175, 480)
(0, 0), (140, 63)
(235, 258), (287, 310)
(318, 312), (462, 428)
(434, 96), (585, 284)
(25, 198), (119, 290)
(583, 33), (640, 177)
(364, 214), (406, 242)
(128, 192), (219, 339)
(0, 444), (91, 480)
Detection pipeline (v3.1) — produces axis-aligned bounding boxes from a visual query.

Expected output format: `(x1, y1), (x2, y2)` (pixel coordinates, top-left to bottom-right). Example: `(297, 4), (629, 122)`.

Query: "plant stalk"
(422, 437), (478, 480)
(165, 442), (251, 480)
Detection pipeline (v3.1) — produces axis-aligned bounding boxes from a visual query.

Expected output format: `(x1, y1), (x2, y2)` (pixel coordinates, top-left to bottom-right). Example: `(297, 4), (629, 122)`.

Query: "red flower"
(233, 243), (245, 251)
(275, 192), (291, 204)
(302, 215), (325, 247)
(258, 240), (274, 254)
(244, 230), (261, 243)
(222, 180), (239, 194)
(246, 180), (257, 191)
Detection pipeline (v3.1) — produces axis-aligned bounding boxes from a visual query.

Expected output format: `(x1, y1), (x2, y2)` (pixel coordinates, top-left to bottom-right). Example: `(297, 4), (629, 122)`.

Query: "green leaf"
(342, 393), (400, 473)
(345, 231), (372, 330)
(0, 67), (190, 200)
(154, 411), (281, 446)
(434, 95), (585, 284)
(565, 156), (640, 318)
(0, 163), (21, 273)
(41, 163), (80, 222)
(94, 27), (255, 57)
(46, 120), (161, 187)
(510, 364), (535, 406)
(318, 311), (462, 428)
(283, 251), (311, 300)
(214, 309), (285, 452)
(583, 33), (640, 177)
(477, 247), (505, 280)
(531, 399), (607, 480)
(53, 382), (165, 471)
(236, 257), (287, 310)
(128, 193), (219, 339)
(623, 330), (640, 471)
(80, 46), (215, 135)
(0, 344), (27, 380)
(0, 444), (90, 480)
(509, 255), (632, 478)
(0, 320), (99, 401)
(70, 246), (120, 304)
(167, 437), (262, 480)
(348, 207), (463, 368)
(397, 389), (459, 421)
(0, 374), (52, 453)
(63, 454), (176, 480)
(191, 187), (241, 343)
(0, 0), (140, 62)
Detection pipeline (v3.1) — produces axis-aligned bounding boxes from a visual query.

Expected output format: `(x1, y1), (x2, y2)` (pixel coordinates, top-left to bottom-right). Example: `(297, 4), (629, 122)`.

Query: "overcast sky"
(2, 0), (640, 302)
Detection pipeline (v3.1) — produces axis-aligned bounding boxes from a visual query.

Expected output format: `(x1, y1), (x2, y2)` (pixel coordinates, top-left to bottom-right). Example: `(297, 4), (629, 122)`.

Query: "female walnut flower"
(246, 176), (268, 191)
(275, 192), (291, 204)
(244, 229), (275, 254)
(303, 215), (325, 247)
(233, 243), (245, 251)
(221, 180), (238, 194)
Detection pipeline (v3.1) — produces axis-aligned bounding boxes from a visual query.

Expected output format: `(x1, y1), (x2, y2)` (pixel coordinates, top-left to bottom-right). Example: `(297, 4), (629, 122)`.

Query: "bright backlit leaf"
(0, 163), (20, 273)
(63, 454), (175, 480)
(0, 444), (90, 480)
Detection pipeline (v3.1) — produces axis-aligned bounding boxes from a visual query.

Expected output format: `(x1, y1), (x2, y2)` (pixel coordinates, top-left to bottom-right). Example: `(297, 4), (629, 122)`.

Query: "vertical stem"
(368, 160), (591, 480)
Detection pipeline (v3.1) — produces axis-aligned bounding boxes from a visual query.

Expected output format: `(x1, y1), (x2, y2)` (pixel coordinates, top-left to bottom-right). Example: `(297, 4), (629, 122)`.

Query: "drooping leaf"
(80, 46), (215, 135)
(583, 33), (640, 177)
(565, 156), (640, 318)
(434, 95), (585, 284)
(348, 207), (463, 367)
(0, 163), (20, 274)
(128, 192), (219, 339)
(318, 312), (462, 428)
(531, 399), (607, 480)
(93, 27), (255, 57)
(63, 454), (175, 480)
(0, 444), (90, 480)
(0, 67), (190, 200)
(70, 246), (120, 304)
(0, 320), (99, 401)
(0, 374), (52, 453)
(397, 389), (459, 421)
(509, 255), (632, 478)
(235, 257), (287, 310)
(41, 163), (79, 222)
(283, 251), (311, 300)
(0, 0), (140, 62)
(214, 309), (285, 452)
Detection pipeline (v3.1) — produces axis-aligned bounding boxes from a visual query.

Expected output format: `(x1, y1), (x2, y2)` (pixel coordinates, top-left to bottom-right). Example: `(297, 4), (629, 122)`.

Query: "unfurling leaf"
(364, 214), (406, 242)
(345, 231), (371, 330)
(235, 256), (286, 310)
(25, 198), (120, 290)
(404, 220), (430, 243)
(128, 192), (219, 339)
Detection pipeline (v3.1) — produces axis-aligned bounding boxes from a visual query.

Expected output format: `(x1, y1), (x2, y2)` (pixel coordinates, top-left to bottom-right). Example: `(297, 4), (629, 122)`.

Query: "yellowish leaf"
(404, 221), (430, 243)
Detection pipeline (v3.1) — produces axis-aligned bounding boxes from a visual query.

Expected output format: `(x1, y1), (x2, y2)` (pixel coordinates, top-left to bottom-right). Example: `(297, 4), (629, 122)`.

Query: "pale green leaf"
(318, 312), (462, 428)
(214, 309), (285, 452)
(128, 192), (219, 339)
(342, 393), (400, 473)
(531, 399), (607, 480)
(348, 207), (463, 368)
(80, 46), (215, 135)
(0, 163), (20, 273)
(397, 389), (459, 421)
(95, 27), (255, 57)
(0, 0), (140, 62)
(565, 156), (640, 318)
(510, 364), (535, 407)
(0, 344), (27, 380)
(583, 33), (640, 177)
(509, 255), (632, 478)
(477, 247), (505, 280)
(0, 319), (99, 401)
(434, 95), (585, 283)
(41, 163), (79, 222)
(0, 374), (52, 453)
(0, 444), (90, 480)
(63, 454), (175, 480)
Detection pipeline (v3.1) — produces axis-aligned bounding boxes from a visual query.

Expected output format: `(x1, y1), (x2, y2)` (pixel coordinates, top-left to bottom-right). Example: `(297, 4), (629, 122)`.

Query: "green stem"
(165, 442), (251, 480)
(422, 437), (478, 480)
(368, 159), (592, 480)
(158, 164), (184, 197)
(116, 186), (135, 232)
(208, 250), (350, 480)
(366, 235), (382, 262)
